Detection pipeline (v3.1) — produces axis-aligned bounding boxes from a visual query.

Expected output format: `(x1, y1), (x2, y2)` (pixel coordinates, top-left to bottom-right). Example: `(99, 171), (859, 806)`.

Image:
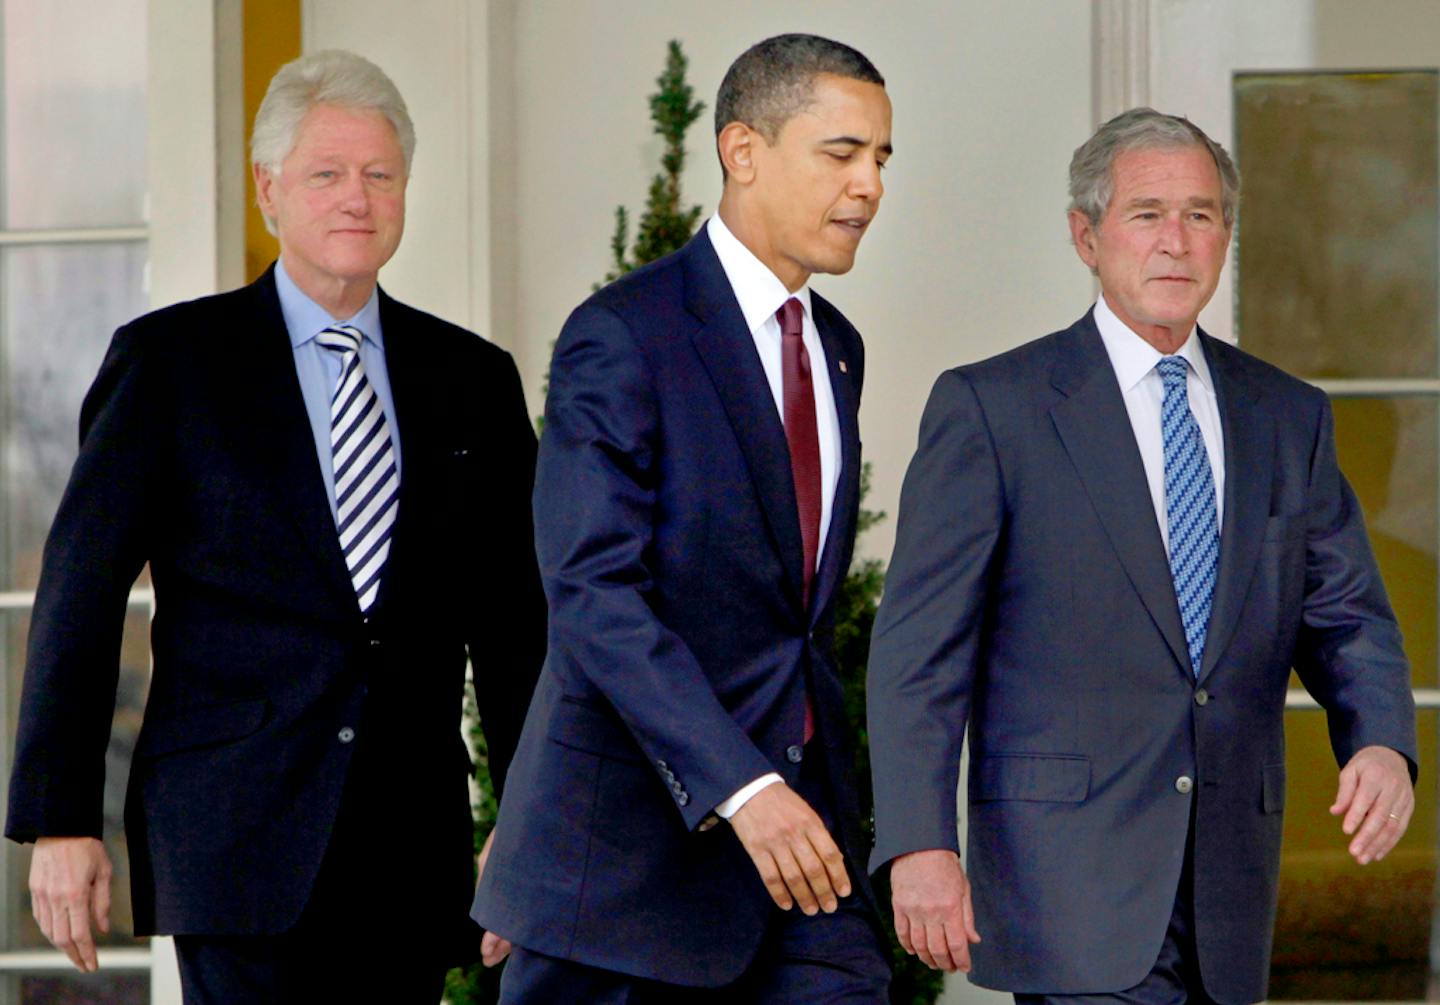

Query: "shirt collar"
(1093, 292), (1213, 394)
(706, 214), (813, 334)
(274, 257), (384, 350)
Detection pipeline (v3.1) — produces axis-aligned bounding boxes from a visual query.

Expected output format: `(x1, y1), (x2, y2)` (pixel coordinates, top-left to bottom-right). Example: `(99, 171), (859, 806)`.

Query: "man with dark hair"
(868, 107), (1416, 1003)
(473, 33), (893, 1003)
(8, 51), (546, 1002)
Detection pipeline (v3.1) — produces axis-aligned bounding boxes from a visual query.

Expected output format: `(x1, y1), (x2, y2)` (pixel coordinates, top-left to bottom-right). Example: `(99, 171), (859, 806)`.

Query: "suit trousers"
(1013, 808), (1223, 1005)
(497, 745), (891, 1004)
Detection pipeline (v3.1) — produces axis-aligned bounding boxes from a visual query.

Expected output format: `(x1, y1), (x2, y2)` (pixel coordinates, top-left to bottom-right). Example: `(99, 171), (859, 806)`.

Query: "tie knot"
(776, 298), (804, 339)
(316, 325), (363, 355)
(1156, 356), (1188, 388)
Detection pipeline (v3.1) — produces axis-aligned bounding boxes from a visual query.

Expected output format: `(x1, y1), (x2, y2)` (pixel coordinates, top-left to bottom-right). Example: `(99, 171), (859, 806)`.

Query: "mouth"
(1150, 275), (1194, 284)
(830, 216), (870, 238)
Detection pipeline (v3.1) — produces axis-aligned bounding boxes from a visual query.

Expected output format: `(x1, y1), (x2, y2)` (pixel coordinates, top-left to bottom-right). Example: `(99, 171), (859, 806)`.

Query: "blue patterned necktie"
(1157, 356), (1218, 676)
(315, 325), (399, 615)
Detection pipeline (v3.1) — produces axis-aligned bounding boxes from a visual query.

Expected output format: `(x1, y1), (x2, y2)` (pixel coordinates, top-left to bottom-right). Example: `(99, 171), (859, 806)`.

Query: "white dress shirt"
(705, 213), (843, 819)
(1093, 293), (1226, 553)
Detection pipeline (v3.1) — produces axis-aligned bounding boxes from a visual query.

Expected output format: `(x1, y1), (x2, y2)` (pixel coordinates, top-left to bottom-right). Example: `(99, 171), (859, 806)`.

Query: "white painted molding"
(146, 0), (245, 307)
(1092, 0), (1152, 125)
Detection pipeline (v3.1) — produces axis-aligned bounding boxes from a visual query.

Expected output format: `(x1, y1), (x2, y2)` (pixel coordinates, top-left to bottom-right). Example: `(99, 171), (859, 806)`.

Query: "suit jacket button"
(670, 781), (683, 794)
(1175, 775), (1193, 794)
(786, 745), (803, 763)
(338, 727), (356, 744)
(657, 760), (668, 770)
(1194, 689), (1209, 706)
(677, 792), (690, 807)
(368, 638), (381, 649)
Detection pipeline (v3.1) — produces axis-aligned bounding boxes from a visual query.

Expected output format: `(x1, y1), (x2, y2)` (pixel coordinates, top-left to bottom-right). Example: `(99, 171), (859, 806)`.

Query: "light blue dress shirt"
(274, 258), (402, 522)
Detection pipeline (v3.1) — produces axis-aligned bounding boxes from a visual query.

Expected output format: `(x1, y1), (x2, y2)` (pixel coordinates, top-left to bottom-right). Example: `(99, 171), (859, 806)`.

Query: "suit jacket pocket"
(550, 694), (646, 764)
(971, 753), (1090, 803)
(137, 697), (268, 759)
(1262, 762), (1286, 813)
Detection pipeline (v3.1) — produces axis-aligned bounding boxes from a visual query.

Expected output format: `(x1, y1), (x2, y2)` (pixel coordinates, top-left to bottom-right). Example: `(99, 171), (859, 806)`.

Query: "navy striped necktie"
(315, 325), (399, 615)
(1158, 356), (1218, 675)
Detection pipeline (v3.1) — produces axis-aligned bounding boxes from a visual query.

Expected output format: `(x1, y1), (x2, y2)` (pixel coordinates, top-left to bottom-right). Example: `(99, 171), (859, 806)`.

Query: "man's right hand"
(30, 836), (112, 972)
(890, 848), (981, 972)
(728, 783), (851, 915)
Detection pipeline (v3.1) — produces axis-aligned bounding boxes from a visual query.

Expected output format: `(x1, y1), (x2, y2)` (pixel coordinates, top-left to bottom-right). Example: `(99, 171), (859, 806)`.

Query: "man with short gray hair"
(867, 107), (1416, 1003)
(7, 49), (545, 1002)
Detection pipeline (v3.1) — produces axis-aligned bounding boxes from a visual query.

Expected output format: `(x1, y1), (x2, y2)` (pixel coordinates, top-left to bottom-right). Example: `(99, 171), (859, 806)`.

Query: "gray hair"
(1068, 107), (1240, 227)
(251, 51), (415, 230)
(715, 34), (883, 175)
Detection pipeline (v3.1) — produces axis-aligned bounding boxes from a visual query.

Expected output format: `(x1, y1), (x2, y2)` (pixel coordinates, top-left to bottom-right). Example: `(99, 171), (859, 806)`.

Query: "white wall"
(501, 0), (1094, 563)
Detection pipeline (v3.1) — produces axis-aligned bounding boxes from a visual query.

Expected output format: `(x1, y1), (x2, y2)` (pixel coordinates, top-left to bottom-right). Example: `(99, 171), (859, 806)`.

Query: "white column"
(146, 0), (245, 308)
(303, 0), (494, 344)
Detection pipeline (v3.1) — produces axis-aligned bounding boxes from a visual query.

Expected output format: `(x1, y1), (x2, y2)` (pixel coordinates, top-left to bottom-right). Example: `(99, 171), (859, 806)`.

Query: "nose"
(338, 171), (371, 215)
(1158, 213), (1187, 255)
(849, 159), (883, 202)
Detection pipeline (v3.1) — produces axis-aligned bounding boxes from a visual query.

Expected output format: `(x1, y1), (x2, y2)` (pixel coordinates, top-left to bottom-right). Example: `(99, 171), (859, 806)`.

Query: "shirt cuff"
(714, 773), (784, 819)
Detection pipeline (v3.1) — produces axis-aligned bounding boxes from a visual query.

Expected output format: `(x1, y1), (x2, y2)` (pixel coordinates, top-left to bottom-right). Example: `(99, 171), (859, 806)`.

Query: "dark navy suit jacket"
(867, 312), (1418, 1004)
(7, 268), (546, 955)
(473, 230), (874, 986)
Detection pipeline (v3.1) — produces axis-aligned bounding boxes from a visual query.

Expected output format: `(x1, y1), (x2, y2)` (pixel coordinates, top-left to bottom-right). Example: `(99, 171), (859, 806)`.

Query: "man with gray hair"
(867, 107), (1416, 1003)
(7, 49), (544, 1002)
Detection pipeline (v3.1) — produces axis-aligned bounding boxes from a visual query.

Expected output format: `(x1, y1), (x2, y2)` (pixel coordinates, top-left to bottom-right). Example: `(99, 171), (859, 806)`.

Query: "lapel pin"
(838, 360), (848, 373)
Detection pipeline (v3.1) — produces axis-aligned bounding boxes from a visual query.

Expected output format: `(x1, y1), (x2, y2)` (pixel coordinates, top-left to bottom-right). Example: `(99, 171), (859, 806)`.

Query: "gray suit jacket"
(867, 311), (1417, 1003)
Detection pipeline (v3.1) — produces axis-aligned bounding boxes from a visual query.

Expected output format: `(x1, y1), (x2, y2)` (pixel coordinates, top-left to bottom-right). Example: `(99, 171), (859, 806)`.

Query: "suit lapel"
(808, 299), (861, 624)
(685, 234), (808, 610)
(369, 290), (434, 613)
(1196, 336), (1272, 681)
(1049, 314), (1192, 675)
(239, 270), (358, 607)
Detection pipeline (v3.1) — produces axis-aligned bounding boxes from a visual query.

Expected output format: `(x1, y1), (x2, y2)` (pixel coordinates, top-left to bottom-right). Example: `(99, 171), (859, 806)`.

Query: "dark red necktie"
(778, 297), (819, 743)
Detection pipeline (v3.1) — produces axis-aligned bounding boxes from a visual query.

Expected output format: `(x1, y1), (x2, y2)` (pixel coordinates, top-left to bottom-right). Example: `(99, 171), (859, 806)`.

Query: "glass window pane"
(1, 242), (148, 590)
(3, 605), (151, 952)
(1271, 709), (1436, 998)
(1334, 396), (1437, 690)
(1234, 70), (1439, 379)
(1, 0), (147, 229)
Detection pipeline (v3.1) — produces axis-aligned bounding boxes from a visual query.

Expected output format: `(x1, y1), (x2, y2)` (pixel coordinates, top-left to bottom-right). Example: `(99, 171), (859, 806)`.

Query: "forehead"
(779, 74), (891, 140)
(1109, 144), (1221, 203)
(288, 103), (401, 158)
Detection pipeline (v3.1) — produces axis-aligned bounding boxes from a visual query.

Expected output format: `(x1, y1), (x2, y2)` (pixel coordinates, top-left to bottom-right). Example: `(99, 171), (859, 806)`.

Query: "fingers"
(92, 861), (112, 936)
(67, 904), (99, 973)
(1335, 747), (1415, 865)
(28, 837), (111, 973)
(1329, 762), (1359, 817)
(730, 785), (849, 914)
(748, 848), (796, 911)
(1350, 790), (1414, 864)
(890, 849), (981, 972)
(480, 930), (512, 968)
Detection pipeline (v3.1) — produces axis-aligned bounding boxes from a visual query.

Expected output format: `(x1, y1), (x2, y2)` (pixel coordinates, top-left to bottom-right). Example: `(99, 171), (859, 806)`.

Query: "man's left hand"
(1331, 745), (1413, 865)
(476, 830), (513, 967)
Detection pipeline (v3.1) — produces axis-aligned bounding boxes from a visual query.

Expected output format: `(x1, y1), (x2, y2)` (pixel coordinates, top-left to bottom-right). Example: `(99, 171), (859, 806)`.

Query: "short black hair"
(715, 34), (884, 165)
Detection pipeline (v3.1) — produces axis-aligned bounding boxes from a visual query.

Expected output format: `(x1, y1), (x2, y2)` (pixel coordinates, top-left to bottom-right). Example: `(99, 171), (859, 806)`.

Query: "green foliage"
(444, 679), (505, 1002)
(597, 39), (706, 287)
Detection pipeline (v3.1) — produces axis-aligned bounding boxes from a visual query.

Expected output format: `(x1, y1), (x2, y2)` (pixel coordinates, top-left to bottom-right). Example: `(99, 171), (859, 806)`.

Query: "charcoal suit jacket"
(868, 310), (1417, 1003)
(6, 266), (546, 952)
